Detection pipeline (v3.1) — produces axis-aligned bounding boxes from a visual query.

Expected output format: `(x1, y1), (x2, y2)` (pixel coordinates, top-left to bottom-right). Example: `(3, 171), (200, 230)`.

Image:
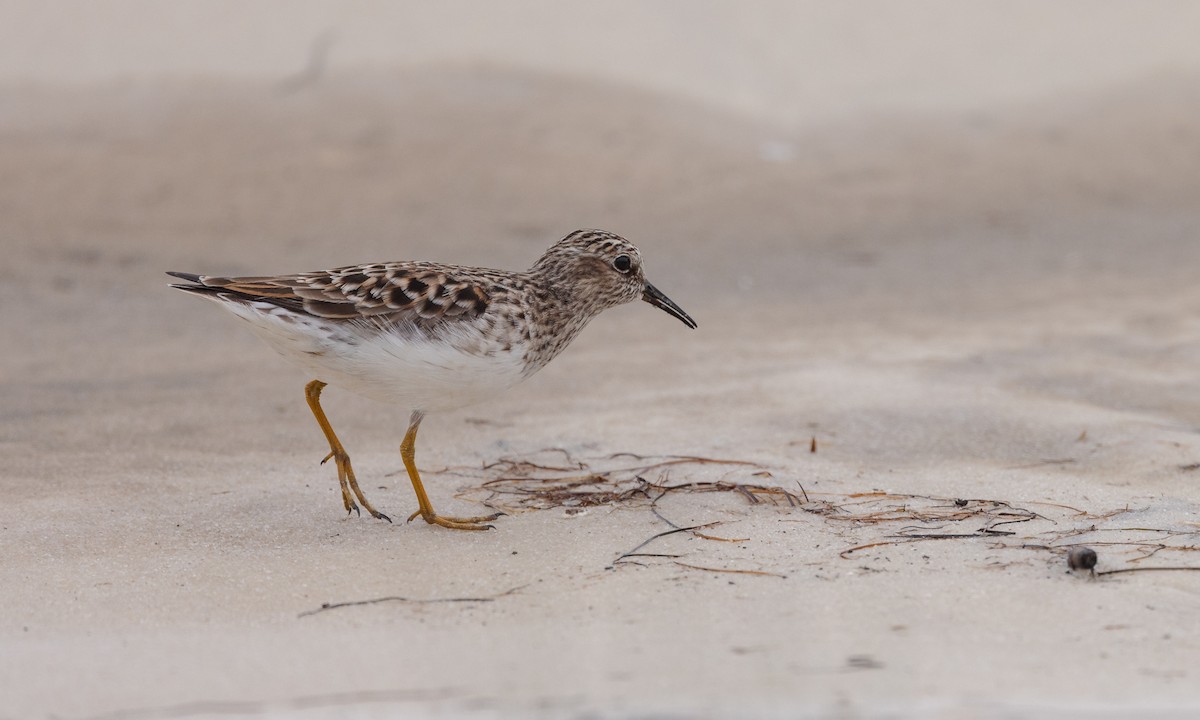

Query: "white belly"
(224, 300), (529, 412)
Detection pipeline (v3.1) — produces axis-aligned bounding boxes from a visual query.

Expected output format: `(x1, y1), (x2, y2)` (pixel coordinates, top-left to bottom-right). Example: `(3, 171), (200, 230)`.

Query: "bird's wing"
(167, 261), (493, 323)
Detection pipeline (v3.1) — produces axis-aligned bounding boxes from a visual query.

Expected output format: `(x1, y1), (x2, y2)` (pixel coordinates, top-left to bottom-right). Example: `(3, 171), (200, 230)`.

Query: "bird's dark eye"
(613, 254), (632, 273)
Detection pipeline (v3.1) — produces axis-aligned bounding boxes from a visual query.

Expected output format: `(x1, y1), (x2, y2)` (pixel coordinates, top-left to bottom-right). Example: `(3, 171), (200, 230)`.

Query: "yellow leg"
(401, 411), (501, 530)
(304, 380), (391, 522)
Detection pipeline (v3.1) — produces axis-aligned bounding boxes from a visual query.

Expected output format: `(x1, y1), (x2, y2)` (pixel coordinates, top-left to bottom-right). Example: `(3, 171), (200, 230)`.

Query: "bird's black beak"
(642, 283), (697, 329)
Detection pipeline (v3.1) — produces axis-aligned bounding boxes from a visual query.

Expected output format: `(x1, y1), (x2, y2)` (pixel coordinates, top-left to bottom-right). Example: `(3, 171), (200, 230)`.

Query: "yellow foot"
(406, 509), (504, 531)
(320, 450), (392, 523)
(350, 505), (393, 523)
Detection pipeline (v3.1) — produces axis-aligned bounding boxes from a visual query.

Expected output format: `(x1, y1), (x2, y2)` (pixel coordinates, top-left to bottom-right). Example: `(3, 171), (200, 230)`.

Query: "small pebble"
(1068, 546), (1098, 575)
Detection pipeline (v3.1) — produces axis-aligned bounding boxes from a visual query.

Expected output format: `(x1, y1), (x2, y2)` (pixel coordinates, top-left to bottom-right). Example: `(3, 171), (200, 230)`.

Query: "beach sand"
(2, 10), (1200, 719)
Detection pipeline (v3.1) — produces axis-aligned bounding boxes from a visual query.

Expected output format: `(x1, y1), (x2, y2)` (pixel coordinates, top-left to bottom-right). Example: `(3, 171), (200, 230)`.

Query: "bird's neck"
(518, 271), (604, 375)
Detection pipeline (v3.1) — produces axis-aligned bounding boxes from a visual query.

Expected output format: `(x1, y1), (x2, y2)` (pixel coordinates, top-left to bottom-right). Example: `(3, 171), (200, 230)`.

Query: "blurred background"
(6, 1), (1200, 121)
(5, 0), (1200, 298)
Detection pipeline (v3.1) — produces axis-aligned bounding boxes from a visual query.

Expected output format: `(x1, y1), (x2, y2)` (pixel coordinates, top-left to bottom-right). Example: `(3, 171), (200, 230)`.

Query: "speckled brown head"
(529, 229), (697, 329)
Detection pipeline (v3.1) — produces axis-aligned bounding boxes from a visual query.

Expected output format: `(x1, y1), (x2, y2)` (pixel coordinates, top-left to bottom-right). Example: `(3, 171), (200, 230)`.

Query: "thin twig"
(1097, 566), (1200, 576)
(673, 562), (786, 578)
(613, 523), (719, 564)
(692, 531), (750, 543)
(650, 506), (746, 543)
(299, 585), (525, 617)
(892, 532), (1011, 540)
(840, 539), (918, 558)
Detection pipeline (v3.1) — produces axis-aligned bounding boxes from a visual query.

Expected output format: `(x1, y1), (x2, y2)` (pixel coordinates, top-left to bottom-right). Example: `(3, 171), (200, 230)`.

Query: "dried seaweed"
(440, 449), (1200, 576)
(450, 452), (796, 513)
(800, 493), (1044, 537)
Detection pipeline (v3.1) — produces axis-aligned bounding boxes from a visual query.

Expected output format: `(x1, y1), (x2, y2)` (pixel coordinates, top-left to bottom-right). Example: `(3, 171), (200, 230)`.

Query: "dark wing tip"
(167, 272), (227, 298)
(168, 283), (225, 298)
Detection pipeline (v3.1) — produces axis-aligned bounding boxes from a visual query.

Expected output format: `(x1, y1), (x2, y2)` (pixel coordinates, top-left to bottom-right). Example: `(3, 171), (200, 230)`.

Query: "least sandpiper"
(168, 229), (696, 530)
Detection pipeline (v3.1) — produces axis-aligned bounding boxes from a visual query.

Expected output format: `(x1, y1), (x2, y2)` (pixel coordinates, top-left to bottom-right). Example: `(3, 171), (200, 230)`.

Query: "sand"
(3, 8), (1200, 720)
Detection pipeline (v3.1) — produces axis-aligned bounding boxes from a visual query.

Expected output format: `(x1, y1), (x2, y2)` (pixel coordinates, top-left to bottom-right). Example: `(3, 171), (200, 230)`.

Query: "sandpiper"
(168, 229), (696, 530)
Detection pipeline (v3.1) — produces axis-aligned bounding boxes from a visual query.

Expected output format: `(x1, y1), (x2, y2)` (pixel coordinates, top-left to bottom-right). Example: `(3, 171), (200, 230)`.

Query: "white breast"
(222, 300), (529, 412)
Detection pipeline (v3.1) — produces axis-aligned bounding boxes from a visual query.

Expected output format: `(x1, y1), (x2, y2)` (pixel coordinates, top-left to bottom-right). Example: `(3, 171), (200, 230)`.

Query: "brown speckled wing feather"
(172, 262), (492, 323)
